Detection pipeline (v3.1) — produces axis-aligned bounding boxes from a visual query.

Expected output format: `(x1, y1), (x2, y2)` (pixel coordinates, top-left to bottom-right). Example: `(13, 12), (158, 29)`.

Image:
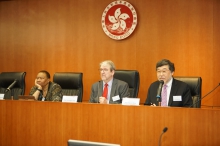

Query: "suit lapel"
(110, 79), (117, 100)
(98, 81), (103, 97)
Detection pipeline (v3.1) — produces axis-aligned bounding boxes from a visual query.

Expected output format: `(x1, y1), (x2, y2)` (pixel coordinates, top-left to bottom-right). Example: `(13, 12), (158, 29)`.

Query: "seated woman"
(29, 70), (63, 101)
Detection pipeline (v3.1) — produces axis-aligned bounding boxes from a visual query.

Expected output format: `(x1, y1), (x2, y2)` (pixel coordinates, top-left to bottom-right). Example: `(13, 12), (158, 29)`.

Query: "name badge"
(173, 96), (182, 101)
(0, 94), (4, 100)
(112, 95), (120, 101)
(62, 95), (78, 103)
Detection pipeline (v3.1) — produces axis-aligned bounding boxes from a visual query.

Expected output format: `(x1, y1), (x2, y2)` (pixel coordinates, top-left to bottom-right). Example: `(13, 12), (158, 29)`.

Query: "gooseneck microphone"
(5, 80), (17, 93)
(189, 83), (220, 108)
(156, 80), (164, 104)
(158, 127), (168, 146)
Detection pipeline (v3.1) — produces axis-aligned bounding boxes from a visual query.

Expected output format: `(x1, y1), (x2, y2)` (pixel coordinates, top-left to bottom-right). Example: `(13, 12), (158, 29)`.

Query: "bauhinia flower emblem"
(101, 0), (137, 40)
(108, 8), (130, 31)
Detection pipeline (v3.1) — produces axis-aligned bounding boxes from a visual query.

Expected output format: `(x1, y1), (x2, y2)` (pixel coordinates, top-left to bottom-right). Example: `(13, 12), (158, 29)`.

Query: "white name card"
(62, 95), (78, 103)
(173, 95), (182, 101)
(122, 97), (140, 106)
(0, 94), (4, 100)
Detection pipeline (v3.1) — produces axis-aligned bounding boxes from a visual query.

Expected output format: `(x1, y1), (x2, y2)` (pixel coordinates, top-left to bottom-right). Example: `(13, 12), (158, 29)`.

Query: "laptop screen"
(67, 140), (120, 146)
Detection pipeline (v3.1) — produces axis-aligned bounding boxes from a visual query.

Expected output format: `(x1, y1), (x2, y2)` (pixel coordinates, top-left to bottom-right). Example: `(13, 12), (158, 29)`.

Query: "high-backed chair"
(174, 76), (202, 108)
(53, 72), (83, 102)
(0, 72), (26, 100)
(114, 70), (140, 98)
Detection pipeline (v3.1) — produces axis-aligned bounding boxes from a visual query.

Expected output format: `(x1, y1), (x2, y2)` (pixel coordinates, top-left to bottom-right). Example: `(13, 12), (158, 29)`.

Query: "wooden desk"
(0, 100), (220, 146)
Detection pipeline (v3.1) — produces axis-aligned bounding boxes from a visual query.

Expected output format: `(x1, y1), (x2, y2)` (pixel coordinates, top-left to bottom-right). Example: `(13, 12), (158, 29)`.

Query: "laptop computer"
(67, 140), (120, 146)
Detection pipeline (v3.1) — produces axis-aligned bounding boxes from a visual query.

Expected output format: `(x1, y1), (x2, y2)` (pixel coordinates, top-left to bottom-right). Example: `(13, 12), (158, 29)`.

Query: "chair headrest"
(0, 72), (26, 88)
(53, 72), (83, 89)
(174, 76), (202, 96)
(114, 70), (140, 88)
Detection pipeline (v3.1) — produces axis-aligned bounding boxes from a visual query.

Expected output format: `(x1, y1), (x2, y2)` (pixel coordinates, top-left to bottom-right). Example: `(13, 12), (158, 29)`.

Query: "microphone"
(156, 80), (164, 102)
(189, 83), (220, 108)
(5, 80), (17, 93)
(163, 127), (168, 133)
(158, 127), (168, 146)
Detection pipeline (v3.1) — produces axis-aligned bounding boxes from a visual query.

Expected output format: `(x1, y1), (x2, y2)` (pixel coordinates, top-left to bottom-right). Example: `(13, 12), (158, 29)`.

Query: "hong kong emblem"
(101, 0), (137, 40)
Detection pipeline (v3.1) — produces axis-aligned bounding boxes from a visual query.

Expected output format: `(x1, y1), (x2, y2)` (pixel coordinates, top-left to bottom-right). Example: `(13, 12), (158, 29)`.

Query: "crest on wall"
(101, 0), (137, 40)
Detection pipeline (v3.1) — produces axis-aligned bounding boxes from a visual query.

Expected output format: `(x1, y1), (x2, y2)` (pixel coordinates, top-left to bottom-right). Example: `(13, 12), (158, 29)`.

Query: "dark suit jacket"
(89, 78), (130, 104)
(145, 78), (192, 107)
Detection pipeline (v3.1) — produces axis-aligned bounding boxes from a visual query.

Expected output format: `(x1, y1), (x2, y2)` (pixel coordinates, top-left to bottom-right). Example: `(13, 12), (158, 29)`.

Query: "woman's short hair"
(39, 70), (50, 79)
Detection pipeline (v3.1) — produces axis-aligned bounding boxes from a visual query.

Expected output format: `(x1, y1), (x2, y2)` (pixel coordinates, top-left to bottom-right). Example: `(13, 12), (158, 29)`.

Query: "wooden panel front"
(0, 100), (220, 146)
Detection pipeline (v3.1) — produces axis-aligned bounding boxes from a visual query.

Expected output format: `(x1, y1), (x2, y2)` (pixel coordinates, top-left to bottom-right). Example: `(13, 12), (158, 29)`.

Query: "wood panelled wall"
(0, 0), (220, 106)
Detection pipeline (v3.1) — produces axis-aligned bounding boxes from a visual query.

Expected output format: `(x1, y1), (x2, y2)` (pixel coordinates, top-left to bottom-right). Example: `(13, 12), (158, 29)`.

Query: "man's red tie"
(102, 83), (108, 99)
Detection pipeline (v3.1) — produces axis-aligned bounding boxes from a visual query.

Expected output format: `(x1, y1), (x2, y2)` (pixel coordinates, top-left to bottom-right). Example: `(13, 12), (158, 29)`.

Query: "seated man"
(29, 70), (63, 101)
(89, 60), (130, 104)
(144, 59), (192, 107)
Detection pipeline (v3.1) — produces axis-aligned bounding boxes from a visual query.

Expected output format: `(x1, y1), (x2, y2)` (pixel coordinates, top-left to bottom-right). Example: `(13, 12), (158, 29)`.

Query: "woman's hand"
(35, 79), (42, 90)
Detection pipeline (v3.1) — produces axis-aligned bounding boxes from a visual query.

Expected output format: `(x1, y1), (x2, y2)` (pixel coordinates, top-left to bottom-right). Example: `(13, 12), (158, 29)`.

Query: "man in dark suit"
(145, 59), (192, 107)
(89, 60), (130, 104)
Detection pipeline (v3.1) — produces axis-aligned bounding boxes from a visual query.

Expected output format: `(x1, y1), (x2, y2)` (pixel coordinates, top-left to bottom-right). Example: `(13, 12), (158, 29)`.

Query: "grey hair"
(100, 60), (116, 71)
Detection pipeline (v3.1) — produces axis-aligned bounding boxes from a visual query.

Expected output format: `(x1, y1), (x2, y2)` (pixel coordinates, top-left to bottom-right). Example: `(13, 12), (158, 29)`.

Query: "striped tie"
(161, 84), (167, 106)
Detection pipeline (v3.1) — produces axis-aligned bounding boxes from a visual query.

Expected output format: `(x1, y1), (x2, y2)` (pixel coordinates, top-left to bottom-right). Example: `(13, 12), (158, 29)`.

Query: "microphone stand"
(189, 83), (220, 108)
(4, 80), (17, 100)
(11, 90), (14, 100)
(157, 95), (161, 106)
(157, 98), (161, 106)
(4, 89), (13, 100)
(156, 80), (164, 106)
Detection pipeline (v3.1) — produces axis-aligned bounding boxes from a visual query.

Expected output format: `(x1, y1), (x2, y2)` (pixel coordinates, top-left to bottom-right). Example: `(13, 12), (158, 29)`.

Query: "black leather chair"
(174, 76), (202, 108)
(0, 72), (26, 100)
(53, 72), (83, 102)
(114, 70), (140, 98)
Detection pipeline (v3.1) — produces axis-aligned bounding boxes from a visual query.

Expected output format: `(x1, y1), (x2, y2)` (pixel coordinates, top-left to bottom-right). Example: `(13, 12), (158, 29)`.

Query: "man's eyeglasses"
(36, 77), (46, 80)
(156, 69), (170, 75)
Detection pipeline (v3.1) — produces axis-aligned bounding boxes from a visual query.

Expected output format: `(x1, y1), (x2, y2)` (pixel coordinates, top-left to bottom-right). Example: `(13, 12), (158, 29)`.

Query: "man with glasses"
(144, 59), (192, 107)
(89, 60), (130, 104)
